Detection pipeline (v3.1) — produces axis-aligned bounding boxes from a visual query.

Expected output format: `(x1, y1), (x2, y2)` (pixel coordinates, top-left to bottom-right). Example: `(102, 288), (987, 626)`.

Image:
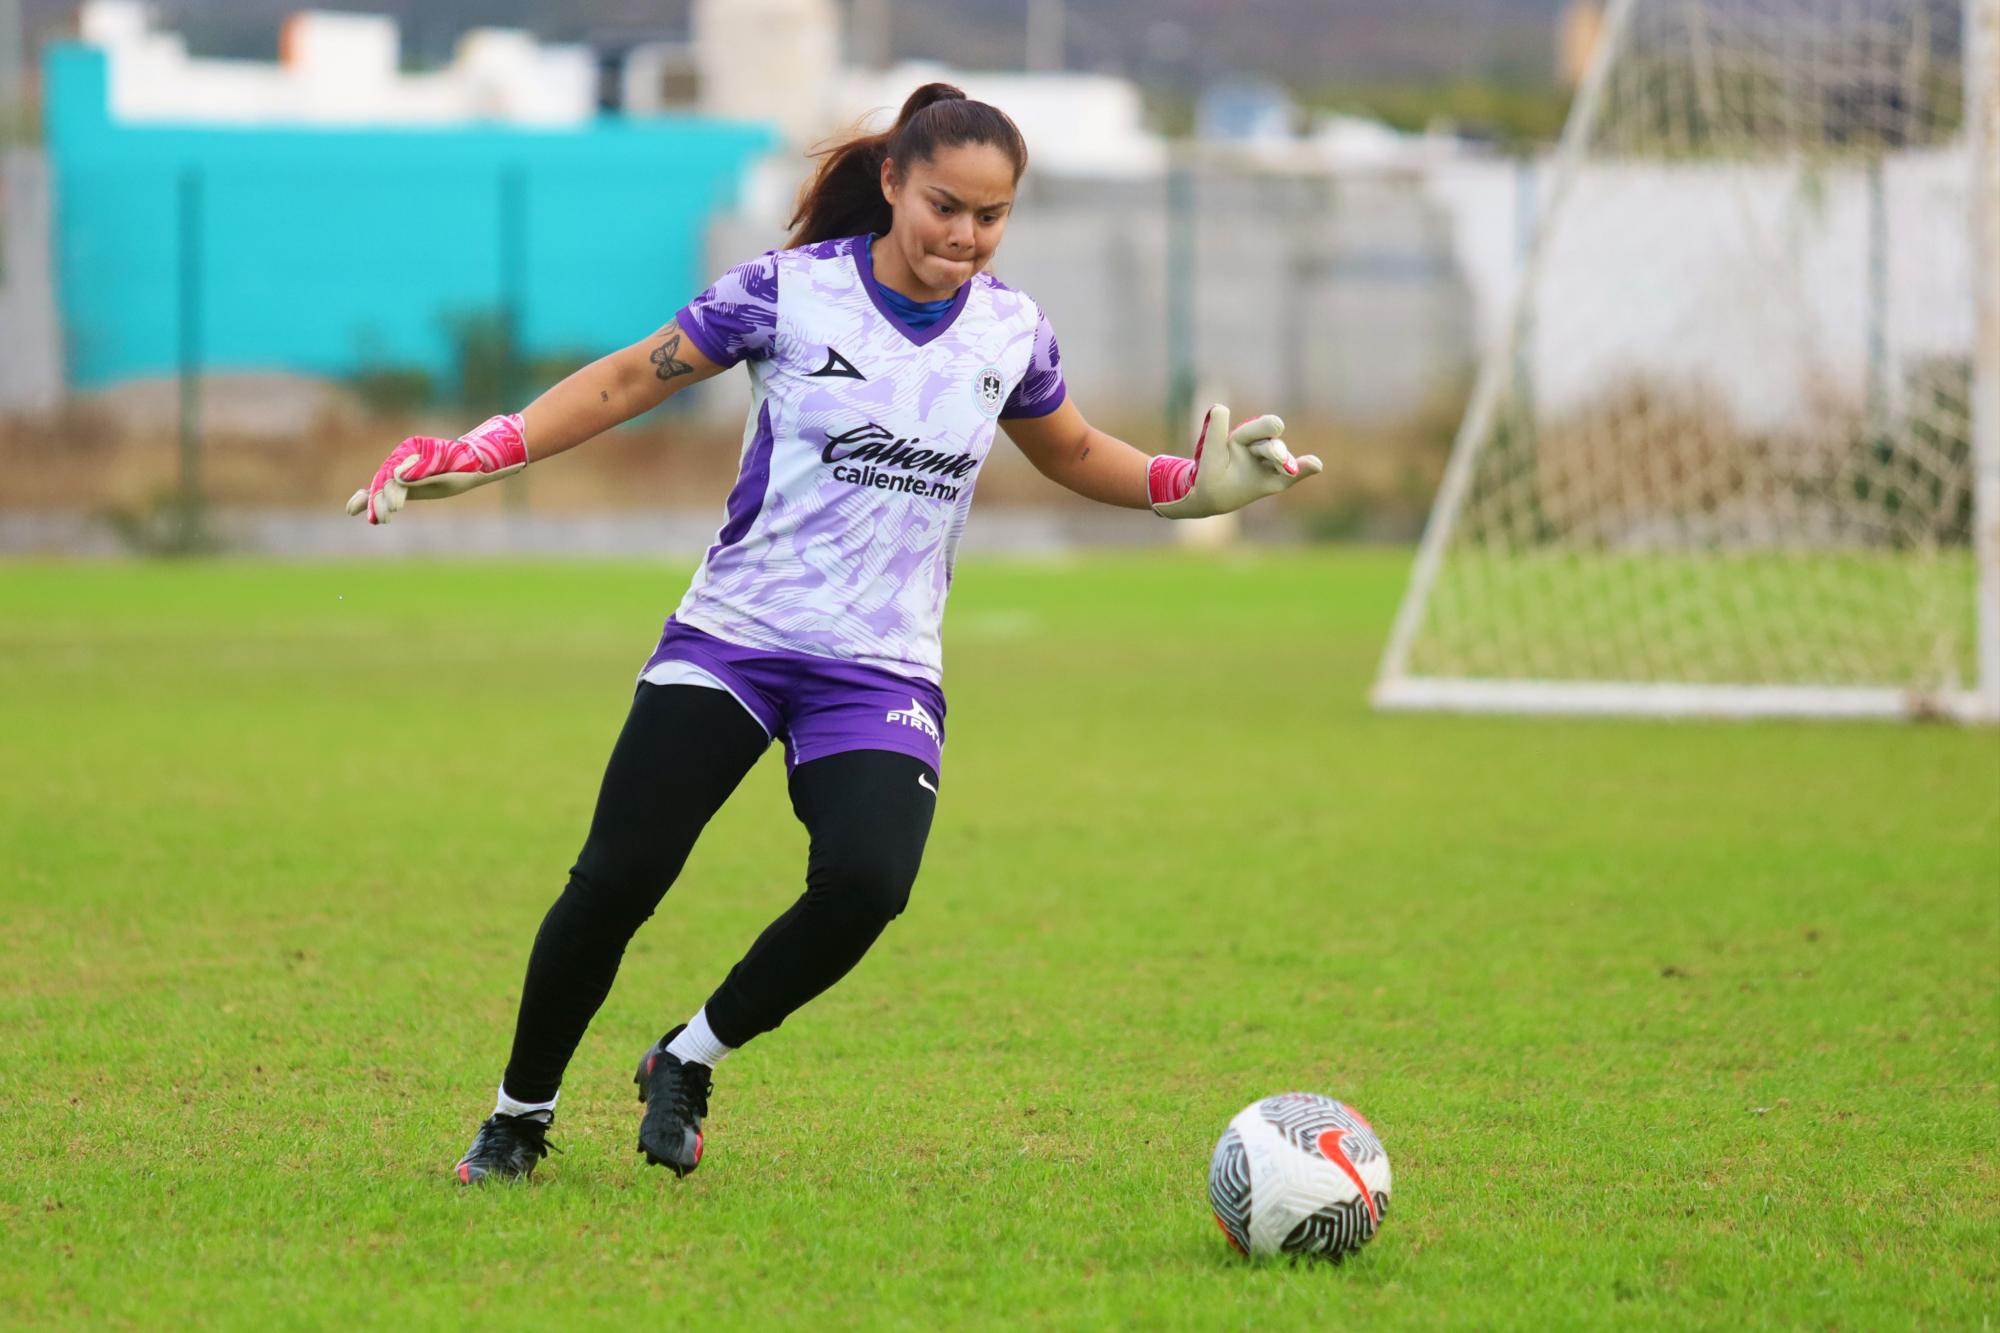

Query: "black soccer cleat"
(634, 1024), (713, 1177)
(453, 1111), (555, 1185)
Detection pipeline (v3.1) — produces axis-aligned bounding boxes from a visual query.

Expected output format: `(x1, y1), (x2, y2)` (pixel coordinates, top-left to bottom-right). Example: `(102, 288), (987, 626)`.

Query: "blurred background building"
(6, 0), (1969, 561)
(0, 0), (1545, 555)
(4, 1), (1526, 440)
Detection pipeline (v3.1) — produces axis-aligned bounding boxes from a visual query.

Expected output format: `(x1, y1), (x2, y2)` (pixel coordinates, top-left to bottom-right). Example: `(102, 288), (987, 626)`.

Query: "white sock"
(664, 1008), (734, 1068)
(494, 1083), (558, 1123)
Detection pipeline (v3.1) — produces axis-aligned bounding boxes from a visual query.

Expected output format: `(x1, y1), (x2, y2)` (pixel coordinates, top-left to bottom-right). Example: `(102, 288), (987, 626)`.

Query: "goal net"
(1375, 0), (1999, 721)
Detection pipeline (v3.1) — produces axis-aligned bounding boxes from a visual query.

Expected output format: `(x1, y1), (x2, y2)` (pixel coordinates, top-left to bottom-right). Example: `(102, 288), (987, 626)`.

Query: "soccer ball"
(1208, 1093), (1391, 1259)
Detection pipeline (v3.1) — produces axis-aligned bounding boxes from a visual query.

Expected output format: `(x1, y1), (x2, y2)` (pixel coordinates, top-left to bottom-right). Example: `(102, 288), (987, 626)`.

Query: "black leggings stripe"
(501, 682), (937, 1102)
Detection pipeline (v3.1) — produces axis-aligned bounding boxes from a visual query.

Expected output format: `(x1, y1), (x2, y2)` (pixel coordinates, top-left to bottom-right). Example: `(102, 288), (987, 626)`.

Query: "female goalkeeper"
(346, 83), (1323, 1184)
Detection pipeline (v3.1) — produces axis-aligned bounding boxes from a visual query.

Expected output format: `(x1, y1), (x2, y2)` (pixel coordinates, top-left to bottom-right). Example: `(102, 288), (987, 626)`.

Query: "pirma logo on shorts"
(885, 697), (941, 744)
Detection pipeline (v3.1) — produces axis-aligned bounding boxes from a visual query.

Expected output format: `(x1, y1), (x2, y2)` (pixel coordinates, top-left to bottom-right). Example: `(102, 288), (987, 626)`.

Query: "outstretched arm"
(1003, 396), (1322, 516)
(1001, 397), (1153, 509)
(346, 321), (727, 524)
(519, 320), (727, 463)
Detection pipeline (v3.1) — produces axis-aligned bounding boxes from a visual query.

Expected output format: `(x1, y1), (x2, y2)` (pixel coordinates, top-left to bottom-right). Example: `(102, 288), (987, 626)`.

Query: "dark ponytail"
(786, 82), (1029, 248)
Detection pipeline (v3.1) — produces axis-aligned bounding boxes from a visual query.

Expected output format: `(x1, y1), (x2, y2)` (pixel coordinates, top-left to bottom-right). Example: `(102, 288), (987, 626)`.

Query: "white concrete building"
(78, 1), (597, 126)
(835, 61), (1167, 178)
(691, 0), (842, 147)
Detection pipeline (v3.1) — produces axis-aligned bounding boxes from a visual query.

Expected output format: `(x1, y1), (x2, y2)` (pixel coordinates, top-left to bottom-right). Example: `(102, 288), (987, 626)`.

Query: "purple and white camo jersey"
(661, 233), (1066, 684)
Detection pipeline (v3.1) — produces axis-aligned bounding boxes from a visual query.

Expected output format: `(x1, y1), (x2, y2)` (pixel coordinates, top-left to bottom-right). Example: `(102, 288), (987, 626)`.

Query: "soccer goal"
(1375, 0), (1999, 722)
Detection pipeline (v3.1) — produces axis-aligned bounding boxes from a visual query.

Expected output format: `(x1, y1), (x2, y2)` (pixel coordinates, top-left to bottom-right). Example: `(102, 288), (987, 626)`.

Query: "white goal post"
(1374, 0), (2000, 723)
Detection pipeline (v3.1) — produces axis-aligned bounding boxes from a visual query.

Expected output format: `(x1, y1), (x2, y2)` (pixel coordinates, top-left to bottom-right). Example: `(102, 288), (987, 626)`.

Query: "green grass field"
(1411, 549), (1981, 687)
(3, 550), (1995, 1330)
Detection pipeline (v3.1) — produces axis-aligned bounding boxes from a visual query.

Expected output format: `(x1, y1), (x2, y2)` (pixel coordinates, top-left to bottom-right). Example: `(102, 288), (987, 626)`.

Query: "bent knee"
(809, 848), (919, 926)
(563, 848), (685, 925)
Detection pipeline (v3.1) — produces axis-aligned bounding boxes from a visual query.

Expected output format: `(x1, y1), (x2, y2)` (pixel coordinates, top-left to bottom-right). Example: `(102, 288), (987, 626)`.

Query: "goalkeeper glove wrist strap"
(464, 412), (532, 469)
(1147, 454), (1197, 513)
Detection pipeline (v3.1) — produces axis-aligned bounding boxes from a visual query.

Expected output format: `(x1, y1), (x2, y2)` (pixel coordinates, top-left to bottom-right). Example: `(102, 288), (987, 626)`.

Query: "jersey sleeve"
(674, 252), (781, 369)
(1000, 308), (1067, 420)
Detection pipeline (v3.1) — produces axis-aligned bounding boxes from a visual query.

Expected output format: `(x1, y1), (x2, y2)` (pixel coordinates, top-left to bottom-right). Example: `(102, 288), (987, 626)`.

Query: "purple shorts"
(638, 617), (945, 776)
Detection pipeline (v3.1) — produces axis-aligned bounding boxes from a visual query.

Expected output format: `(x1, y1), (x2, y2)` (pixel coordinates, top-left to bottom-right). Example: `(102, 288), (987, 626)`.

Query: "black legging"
(501, 682), (938, 1103)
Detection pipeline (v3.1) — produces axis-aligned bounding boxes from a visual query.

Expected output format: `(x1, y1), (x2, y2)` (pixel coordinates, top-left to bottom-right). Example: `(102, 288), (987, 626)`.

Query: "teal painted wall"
(43, 45), (776, 392)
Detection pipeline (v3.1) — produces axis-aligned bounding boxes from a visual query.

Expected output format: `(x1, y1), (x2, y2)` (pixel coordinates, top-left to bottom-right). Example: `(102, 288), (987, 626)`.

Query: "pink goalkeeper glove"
(345, 413), (530, 526)
(1147, 404), (1323, 519)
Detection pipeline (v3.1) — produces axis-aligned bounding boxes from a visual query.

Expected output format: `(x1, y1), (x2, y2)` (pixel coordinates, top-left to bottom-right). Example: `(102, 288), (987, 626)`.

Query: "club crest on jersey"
(974, 366), (1005, 418)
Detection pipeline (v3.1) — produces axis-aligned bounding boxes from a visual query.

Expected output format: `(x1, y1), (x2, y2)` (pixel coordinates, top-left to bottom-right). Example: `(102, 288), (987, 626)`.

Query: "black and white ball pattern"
(1208, 1093), (1391, 1259)
(1208, 1126), (1254, 1255)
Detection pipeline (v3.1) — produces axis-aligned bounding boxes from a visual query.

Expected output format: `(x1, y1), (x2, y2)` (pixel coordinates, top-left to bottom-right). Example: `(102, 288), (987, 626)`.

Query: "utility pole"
(1027, 0), (1064, 71)
(852, 0), (890, 70)
(0, 0), (21, 141)
(176, 165), (208, 553)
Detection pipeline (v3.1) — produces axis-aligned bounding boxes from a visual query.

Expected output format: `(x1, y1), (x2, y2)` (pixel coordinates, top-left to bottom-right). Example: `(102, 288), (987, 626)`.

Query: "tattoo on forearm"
(651, 327), (693, 383)
(1079, 444), (1092, 462)
(600, 389), (611, 403)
